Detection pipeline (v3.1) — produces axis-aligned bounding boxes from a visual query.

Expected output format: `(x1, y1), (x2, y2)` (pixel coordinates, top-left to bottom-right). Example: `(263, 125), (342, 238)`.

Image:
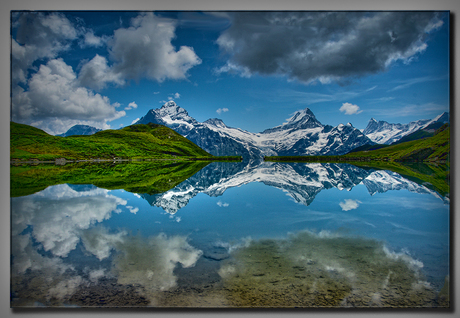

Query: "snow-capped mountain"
(140, 161), (447, 214)
(362, 112), (449, 144)
(262, 108), (322, 133)
(363, 170), (449, 203)
(135, 101), (198, 135)
(135, 101), (374, 158)
(57, 125), (102, 137)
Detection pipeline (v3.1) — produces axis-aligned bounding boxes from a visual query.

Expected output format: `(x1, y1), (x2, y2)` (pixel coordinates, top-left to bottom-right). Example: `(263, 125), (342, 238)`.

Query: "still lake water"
(10, 161), (450, 307)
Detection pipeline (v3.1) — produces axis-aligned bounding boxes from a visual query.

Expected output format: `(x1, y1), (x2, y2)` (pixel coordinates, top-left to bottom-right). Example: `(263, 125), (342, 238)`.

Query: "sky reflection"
(10, 162), (449, 307)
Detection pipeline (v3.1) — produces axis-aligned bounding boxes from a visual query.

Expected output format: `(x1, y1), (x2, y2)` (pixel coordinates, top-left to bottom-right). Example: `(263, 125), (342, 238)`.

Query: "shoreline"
(10, 156), (242, 166)
(264, 156), (449, 165)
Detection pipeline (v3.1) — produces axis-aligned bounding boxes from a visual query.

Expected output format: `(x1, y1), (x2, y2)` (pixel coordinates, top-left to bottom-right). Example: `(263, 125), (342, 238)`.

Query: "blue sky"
(11, 11), (450, 135)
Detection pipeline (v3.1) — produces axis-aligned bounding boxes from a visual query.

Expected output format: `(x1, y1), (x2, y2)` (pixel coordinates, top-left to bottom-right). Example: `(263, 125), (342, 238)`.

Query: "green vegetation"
(345, 124), (449, 162)
(391, 121), (446, 145)
(11, 160), (210, 197)
(266, 125), (449, 164)
(265, 126), (450, 196)
(346, 143), (390, 153)
(10, 122), (223, 161)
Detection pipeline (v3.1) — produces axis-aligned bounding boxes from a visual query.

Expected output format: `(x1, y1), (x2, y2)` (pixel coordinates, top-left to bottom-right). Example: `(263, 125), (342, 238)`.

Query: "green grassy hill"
(342, 124), (449, 162)
(389, 122), (446, 145)
(266, 124), (449, 164)
(11, 122), (213, 161)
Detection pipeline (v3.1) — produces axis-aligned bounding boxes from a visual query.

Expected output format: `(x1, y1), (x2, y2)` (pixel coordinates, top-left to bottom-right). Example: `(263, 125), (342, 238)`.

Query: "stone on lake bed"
(203, 247), (230, 261)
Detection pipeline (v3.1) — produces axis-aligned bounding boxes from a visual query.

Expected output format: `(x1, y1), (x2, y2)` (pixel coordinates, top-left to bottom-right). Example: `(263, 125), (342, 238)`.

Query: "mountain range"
(134, 101), (374, 159)
(362, 112), (449, 144)
(56, 101), (449, 159)
(141, 161), (449, 214)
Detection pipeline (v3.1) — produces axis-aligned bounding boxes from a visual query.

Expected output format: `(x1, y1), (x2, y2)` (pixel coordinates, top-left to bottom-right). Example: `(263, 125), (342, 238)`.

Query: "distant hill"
(57, 124), (102, 137)
(10, 122), (213, 161)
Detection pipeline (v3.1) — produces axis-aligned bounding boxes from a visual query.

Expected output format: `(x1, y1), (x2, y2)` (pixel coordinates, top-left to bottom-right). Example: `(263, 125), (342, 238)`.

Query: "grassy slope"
(11, 160), (211, 197)
(342, 126), (449, 162)
(11, 122), (213, 161)
(266, 126), (450, 163)
(390, 122), (445, 145)
(265, 126), (450, 196)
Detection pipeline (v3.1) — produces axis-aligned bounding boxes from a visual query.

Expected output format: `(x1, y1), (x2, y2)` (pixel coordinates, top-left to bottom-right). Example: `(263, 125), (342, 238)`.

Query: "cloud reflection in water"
(217, 229), (440, 307)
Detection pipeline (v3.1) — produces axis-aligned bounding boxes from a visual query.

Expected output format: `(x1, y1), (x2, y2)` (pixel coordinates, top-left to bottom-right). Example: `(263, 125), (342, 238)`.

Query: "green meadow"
(11, 122), (215, 161)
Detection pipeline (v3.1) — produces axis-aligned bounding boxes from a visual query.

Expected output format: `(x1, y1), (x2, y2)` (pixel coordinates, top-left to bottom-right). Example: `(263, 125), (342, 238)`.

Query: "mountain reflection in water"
(10, 161), (449, 307)
(142, 161), (449, 214)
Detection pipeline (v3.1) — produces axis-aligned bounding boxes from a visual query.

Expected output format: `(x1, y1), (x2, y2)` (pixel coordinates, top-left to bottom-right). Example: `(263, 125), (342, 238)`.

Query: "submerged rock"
(217, 230), (439, 308)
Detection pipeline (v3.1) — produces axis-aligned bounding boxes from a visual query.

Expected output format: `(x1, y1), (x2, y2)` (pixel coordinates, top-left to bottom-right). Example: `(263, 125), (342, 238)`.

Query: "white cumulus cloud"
(11, 58), (126, 135)
(216, 108), (229, 115)
(78, 54), (125, 90)
(81, 30), (108, 48)
(340, 102), (363, 115)
(108, 12), (201, 83)
(125, 101), (138, 110)
(11, 12), (78, 85)
(76, 13), (202, 89)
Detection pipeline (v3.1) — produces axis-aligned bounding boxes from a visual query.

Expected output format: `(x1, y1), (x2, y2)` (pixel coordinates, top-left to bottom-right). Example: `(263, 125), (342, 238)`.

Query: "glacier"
(135, 101), (374, 159)
(362, 112), (449, 144)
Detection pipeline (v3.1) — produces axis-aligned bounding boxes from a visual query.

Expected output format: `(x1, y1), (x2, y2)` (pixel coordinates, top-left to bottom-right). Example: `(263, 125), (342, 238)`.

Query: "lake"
(10, 160), (450, 308)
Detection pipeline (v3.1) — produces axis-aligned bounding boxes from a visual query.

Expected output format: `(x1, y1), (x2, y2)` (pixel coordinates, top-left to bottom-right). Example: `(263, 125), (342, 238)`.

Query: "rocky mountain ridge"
(135, 101), (374, 159)
(362, 112), (449, 144)
(56, 101), (449, 159)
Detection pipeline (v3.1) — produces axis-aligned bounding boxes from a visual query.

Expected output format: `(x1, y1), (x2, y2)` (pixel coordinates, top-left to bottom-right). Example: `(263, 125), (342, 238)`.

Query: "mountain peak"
(157, 101), (193, 120)
(135, 100), (197, 130)
(262, 108), (322, 134)
(433, 112), (449, 123)
(286, 108), (316, 124)
(135, 103), (373, 158)
(161, 100), (178, 108)
(362, 113), (448, 145)
(159, 100), (182, 114)
(204, 118), (227, 128)
(57, 124), (102, 137)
